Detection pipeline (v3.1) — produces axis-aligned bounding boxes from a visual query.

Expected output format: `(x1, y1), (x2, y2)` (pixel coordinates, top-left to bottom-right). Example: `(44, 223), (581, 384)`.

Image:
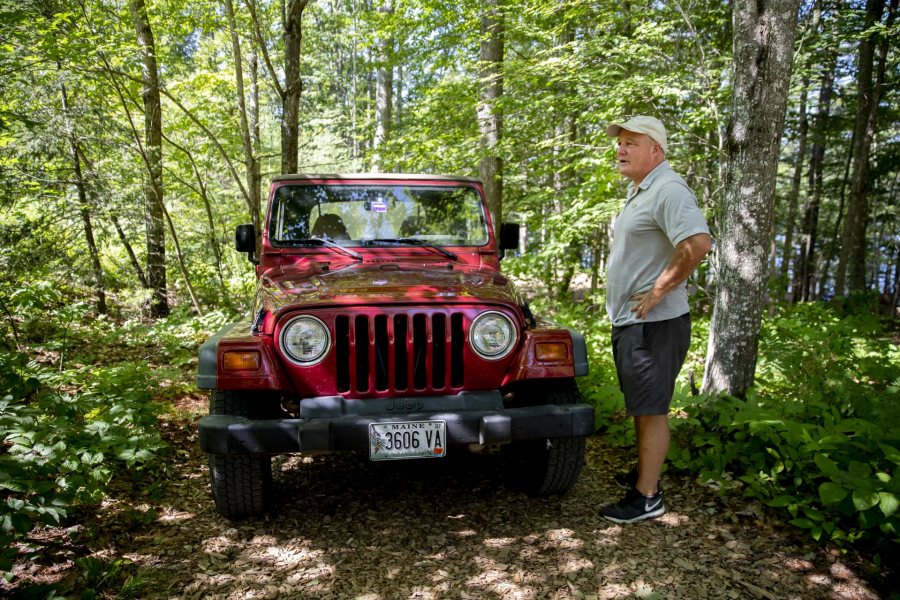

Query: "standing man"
(602, 116), (711, 523)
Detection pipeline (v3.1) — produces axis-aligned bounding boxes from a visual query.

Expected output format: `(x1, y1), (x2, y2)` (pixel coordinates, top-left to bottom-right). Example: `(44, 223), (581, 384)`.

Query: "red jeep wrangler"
(198, 174), (593, 518)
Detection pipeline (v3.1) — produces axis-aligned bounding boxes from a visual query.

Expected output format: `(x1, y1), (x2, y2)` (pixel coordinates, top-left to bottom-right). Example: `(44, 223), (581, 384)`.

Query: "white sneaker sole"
(602, 506), (665, 524)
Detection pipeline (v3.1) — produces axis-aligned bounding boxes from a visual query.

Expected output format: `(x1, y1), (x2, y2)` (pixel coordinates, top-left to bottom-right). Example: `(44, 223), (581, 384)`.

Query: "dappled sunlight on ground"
(5, 415), (892, 599)
(156, 507), (195, 523)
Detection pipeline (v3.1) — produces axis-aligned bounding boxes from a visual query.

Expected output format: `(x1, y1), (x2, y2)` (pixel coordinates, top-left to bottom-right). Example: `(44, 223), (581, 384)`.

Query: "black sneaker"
(601, 488), (665, 523)
(613, 466), (663, 492)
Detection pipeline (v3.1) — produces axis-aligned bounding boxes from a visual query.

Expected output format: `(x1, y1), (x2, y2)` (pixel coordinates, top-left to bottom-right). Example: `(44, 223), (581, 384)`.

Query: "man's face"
(616, 130), (662, 184)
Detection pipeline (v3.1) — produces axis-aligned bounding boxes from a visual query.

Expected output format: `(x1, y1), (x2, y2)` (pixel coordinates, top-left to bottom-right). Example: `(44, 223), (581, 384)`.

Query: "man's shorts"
(611, 313), (691, 416)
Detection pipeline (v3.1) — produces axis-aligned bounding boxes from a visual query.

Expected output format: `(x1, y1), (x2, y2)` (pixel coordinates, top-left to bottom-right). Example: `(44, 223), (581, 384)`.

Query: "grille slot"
(335, 311), (465, 395)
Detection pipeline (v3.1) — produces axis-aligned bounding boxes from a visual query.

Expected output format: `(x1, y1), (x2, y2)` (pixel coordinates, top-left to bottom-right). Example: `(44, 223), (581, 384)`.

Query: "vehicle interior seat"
(399, 215), (426, 238)
(311, 214), (350, 240)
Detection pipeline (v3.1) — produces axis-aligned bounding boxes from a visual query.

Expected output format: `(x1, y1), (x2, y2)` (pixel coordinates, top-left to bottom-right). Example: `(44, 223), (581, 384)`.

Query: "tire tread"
(507, 379), (587, 496)
(207, 390), (273, 518)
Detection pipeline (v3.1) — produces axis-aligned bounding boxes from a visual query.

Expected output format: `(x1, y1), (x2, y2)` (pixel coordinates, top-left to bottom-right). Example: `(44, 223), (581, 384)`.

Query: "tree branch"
(245, 0), (285, 98)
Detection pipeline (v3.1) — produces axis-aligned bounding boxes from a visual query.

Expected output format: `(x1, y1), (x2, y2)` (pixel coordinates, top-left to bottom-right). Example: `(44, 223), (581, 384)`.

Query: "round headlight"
(280, 315), (331, 366)
(469, 311), (517, 360)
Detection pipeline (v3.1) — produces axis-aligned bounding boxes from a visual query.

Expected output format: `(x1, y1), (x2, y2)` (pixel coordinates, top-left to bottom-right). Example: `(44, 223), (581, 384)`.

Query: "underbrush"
(538, 291), (899, 564)
(0, 282), (237, 590)
(668, 300), (900, 564)
(0, 351), (168, 581)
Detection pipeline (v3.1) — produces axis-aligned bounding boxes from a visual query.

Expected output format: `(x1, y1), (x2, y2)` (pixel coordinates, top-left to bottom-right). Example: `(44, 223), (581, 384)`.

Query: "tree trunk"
(703, 0), (801, 397)
(819, 128), (854, 297)
(868, 191), (887, 291)
(893, 244), (900, 314)
(111, 214), (150, 289)
(351, 10), (359, 160)
(881, 172), (899, 294)
(224, 0), (262, 250)
(395, 63), (403, 130)
(0, 296), (21, 351)
(477, 0), (504, 229)
(281, 0), (310, 174)
(130, 0), (168, 318)
(58, 71), (106, 315)
(835, 0), (896, 295)
(779, 73), (808, 294)
(793, 54), (835, 302)
(778, 1), (821, 296)
(162, 133), (229, 303)
(161, 202), (203, 316)
(553, 21), (579, 300)
(250, 51), (262, 207)
(372, 0), (393, 172)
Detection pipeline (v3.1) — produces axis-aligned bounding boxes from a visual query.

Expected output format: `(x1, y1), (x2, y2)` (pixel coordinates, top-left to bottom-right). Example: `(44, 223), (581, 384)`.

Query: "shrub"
(668, 301), (900, 561)
(0, 354), (168, 573)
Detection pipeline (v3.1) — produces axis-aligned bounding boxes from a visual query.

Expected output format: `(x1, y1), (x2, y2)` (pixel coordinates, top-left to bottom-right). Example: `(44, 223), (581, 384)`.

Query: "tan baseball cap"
(606, 116), (668, 154)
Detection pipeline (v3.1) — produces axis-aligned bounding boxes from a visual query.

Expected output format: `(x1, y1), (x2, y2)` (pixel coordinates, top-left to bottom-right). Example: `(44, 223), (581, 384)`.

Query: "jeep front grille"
(335, 312), (465, 394)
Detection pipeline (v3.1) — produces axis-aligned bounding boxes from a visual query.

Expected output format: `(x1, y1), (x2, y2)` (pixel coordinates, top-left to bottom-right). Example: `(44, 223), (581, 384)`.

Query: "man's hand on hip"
(630, 233), (712, 320)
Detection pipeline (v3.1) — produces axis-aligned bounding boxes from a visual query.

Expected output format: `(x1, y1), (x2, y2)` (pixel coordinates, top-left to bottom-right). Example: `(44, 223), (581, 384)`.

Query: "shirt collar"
(627, 160), (670, 199)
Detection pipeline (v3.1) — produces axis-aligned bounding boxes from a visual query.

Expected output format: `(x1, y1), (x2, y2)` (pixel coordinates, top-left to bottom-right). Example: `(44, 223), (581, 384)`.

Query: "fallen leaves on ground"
(2, 398), (892, 599)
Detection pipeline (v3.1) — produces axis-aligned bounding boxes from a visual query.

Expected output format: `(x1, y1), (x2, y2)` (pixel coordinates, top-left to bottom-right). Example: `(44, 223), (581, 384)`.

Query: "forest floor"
(5, 392), (894, 600)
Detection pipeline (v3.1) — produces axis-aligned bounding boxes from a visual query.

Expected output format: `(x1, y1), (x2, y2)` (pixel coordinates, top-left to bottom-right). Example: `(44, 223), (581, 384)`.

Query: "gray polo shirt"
(606, 161), (709, 327)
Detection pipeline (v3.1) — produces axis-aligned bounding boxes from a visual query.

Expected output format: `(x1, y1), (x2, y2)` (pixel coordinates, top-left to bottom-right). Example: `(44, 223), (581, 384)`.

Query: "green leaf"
(789, 518), (814, 529)
(878, 492), (898, 517)
(858, 508), (884, 530)
(802, 507), (825, 522)
(852, 489), (880, 512)
(879, 444), (900, 465)
(819, 482), (848, 505)
(766, 494), (796, 508)
(814, 454), (840, 477)
(848, 461), (872, 478)
(9, 513), (32, 535)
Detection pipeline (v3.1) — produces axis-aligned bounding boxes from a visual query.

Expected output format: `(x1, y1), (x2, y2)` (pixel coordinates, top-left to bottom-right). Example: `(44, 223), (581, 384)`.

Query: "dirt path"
(9, 399), (889, 599)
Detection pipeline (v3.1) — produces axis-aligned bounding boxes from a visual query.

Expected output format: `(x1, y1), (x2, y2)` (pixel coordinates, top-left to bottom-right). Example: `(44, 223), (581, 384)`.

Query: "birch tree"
(703, 0), (801, 397)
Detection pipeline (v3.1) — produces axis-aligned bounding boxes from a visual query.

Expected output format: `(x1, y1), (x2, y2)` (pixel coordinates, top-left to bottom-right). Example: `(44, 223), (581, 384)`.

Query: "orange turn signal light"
(223, 351), (261, 371)
(535, 342), (568, 362)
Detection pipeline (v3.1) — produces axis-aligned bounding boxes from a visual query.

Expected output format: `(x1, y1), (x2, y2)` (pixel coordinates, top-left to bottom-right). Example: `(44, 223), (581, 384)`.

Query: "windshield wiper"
(275, 237), (362, 261)
(366, 238), (459, 261)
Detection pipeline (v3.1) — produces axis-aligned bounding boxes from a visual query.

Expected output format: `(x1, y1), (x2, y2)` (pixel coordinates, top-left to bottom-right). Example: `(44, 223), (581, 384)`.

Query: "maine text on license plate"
(369, 421), (446, 461)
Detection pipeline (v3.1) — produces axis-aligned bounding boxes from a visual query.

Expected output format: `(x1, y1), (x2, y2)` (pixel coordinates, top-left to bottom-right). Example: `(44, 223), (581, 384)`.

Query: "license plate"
(369, 421), (447, 461)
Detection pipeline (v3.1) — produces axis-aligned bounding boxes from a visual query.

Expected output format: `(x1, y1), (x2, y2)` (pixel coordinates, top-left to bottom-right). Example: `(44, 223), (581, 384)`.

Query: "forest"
(1, 0), (898, 597)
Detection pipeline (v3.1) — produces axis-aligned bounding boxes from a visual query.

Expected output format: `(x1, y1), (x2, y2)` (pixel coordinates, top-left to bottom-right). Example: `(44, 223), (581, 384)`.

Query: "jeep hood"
(254, 261), (523, 317)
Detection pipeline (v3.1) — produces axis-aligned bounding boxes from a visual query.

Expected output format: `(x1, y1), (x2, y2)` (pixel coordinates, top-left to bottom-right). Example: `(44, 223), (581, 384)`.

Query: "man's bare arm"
(631, 233), (712, 319)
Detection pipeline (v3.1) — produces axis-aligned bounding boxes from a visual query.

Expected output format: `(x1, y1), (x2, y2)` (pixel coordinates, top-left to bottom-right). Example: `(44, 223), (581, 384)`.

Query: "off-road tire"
(210, 389), (282, 418)
(208, 390), (273, 518)
(209, 454), (273, 519)
(504, 378), (587, 496)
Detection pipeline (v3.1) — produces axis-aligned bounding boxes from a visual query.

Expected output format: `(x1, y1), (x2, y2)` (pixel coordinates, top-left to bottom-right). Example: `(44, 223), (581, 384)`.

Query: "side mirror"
(498, 223), (520, 251)
(235, 224), (259, 264)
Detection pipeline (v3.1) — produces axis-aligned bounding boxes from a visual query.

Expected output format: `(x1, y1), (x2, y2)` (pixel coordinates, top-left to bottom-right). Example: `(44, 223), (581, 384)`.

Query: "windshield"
(268, 184), (488, 247)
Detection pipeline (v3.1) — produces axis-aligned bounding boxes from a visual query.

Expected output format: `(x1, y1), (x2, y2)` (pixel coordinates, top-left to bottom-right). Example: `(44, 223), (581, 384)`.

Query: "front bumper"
(199, 391), (595, 455)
